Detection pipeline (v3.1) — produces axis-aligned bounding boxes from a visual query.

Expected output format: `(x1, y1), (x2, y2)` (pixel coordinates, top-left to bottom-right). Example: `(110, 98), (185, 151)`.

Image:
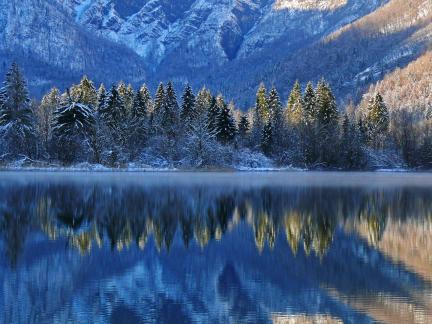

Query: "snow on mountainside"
(0, 0), (430, 106)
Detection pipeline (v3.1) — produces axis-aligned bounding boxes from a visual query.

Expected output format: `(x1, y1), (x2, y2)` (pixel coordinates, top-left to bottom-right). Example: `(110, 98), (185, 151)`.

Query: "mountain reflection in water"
(0, 172), (431, 323)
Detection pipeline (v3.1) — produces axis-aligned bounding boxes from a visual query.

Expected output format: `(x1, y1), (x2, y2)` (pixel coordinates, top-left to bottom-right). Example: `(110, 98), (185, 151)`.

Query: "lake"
(0, 172), (431, 323)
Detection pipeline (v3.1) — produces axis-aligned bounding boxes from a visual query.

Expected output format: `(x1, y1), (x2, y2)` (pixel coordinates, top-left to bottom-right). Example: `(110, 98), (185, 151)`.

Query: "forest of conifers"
(0, 62), (431, 170)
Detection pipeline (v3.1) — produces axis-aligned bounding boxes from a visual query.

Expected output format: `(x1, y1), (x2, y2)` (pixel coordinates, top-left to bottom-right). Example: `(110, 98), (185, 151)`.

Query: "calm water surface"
(0, 172), (432, 323)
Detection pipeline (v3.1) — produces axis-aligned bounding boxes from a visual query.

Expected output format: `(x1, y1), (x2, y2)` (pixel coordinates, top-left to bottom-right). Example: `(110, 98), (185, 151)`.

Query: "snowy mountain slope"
(0, 0), (430, 106)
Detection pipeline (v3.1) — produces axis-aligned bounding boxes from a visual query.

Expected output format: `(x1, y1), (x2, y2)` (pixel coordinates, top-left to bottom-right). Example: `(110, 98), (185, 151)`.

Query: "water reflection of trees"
(0, 184), (431, 265)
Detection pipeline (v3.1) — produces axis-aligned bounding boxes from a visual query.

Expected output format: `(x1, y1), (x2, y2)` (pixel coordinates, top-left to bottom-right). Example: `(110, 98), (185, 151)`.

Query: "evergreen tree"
(267, 87), (283, 147)
(366, 92), (389, 149)
(97, 84), (108, 112)
(180, 84), (196, 124)
(38, 87), (60, 149)
(207, 96), (219, 135)
(314, 79), (339, 166)
(215, 96), (236, 144)
(117, 81), (134, 112)
(339, 114), (364, 169)
(238, 115), (250, 138)
(302, 82), (316, 124)
(100, 86), (127, 144)
(252, 83), (269, 147)
(152, 83), (166, 130)
(0, 63), (36, 156)
(195, 87), (212, 116)
(128, 88), (149, 158)
(163, 81), (179, 134)
(261, 121), (273, 156)
(285, 81), (303, 125)
(51, 90), (95, 163)
(70, 75), (97, 107)
(315, 79), (338, 126)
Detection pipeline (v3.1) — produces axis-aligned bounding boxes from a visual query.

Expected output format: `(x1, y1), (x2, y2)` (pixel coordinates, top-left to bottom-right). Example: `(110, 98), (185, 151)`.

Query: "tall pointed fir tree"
(70, 75), (98, 108)
(238, 115), (250, 139)
(128, 86), (150, 158)
(365, 92), (389, 149)
(261, 121), (273, 156)
(339, 114), (364, 169)
(252, 83), (269, 148)
(97, 84), (108, 112)
(285, 81), (303, 126)
(0, 62), (36, 157)
(117, 81), (134, 112)
(267, 87), (284, 149)
(302, 82), (317, 124)
(163, 81), (180, 137)
(51, 89), (95, 163)
(38, 87), (60, 151)
(195, 87), (213, 117)
(180, 84), (196, 127)
(100, 85), (127, 145)
(152, 82), (166, 133)
(215, 96), (236, 144)
(314, 79), (339, 166)
(207, 96), (219, 135)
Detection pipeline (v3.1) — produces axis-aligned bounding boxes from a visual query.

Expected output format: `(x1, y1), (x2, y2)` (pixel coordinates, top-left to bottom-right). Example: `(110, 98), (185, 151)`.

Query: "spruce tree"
(314, 79), (339, 166)
(252, 83), (269, 147)
(70, 75), (97, 107)
(38, 87), (60, 149)
(207, 96), (219, 135)
(180, 84), (196, 124)
(366, 92), (389, 148)
(163, 81), (179, 134)
(0, 63), (36, 156)
(51, 90), (95, 163)
(97, 84), (108, 112)
(100, 86), (127, 143)
(215, 96), (236, 144)
(238, 115), (250, 138)
(268, 87), (283, 143)
(315, 79), (338, 127)
(153, 83), (166, 128)
(302, 82), (316, 124)
(195, 87), (212, 116)
(128, 89), (149, 158)
(261, 121), (273, 156)
(286, 81), (303, 125)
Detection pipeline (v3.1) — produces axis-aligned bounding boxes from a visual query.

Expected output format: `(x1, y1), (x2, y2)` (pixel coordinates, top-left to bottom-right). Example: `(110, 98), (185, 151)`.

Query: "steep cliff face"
(1, 0), (430, 106)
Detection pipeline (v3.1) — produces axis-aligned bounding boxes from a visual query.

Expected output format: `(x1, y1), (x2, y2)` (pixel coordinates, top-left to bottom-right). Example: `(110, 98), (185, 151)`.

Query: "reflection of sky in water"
(0, 172), (431, 323)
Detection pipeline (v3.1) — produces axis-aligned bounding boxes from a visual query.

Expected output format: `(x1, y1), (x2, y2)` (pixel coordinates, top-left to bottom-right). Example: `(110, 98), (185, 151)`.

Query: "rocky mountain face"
(0, 0), (430, 106)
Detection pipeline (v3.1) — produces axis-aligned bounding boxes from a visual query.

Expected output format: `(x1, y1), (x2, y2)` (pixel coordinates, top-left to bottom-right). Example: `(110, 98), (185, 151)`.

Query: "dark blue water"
(0, 172), (431, 323)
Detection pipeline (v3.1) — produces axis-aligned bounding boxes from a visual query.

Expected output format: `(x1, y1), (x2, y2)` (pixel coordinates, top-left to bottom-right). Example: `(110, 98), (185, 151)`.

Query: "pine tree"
(97, 84), (108, 112)
(52, 92), (95, 138)
(163, 81), (179, 134)
(115, 82), (133, 113)
(195, 87), (212, 116)
(261, 121), (273, 156)
(252, 83), (269, 147)
(238, 115), (250, 138)
(339, 114), (364, 169)
(315, 79), (338, 126)
(180, 84), (196, 124)
(128, 88), (150, 158)
(51, 90), (95, 163)
(267, 87), (283, 146)
(215, 96), (236, 144)
(314, 79), (339, 166)
(38, 87), (60, 149)
(70, 75), (97, 107)
(366, 92), (389, 149)
(100, 86), (127, 144)
(285, 81), (303, 125)
(0, 63), (36, 156)
(302, 82), (316, 124)
(207, 96), (219, 135)
(152, 83), (166, 130)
